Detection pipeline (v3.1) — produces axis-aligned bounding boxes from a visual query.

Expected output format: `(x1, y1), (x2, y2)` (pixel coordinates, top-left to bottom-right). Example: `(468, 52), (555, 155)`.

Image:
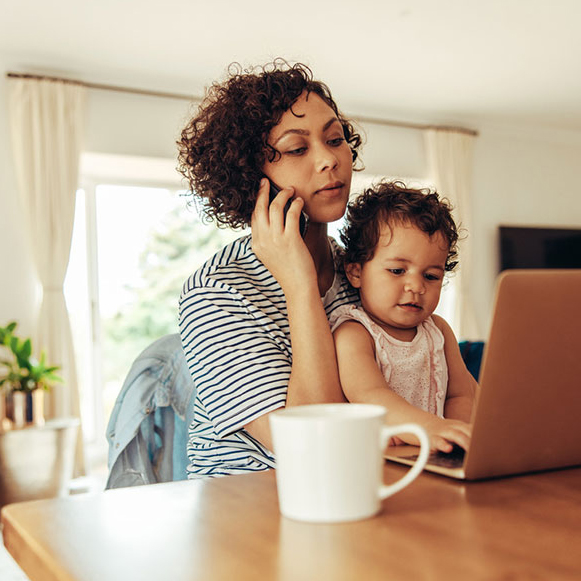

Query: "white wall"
(85, 88), (193, 159)
(470, 125), (581, 335)
(356, 122), (426, 179)
(2, 60), (581, 340)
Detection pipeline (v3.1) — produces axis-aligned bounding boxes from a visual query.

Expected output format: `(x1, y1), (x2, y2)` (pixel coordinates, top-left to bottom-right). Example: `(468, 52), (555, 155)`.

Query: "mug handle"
(378, 423), (430, 500)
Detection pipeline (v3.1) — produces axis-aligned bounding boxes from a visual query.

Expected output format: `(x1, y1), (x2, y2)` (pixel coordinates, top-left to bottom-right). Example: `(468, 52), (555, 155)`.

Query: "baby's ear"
(345, 263), (362, 288)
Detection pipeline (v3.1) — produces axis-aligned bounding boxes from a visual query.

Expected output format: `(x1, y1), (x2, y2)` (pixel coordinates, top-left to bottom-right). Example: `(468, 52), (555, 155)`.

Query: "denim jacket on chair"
(105, 334), (195, 489)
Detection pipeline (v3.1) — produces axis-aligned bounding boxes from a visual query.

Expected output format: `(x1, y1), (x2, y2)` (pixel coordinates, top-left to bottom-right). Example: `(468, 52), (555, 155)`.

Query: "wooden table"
(2, 460), (581, 581)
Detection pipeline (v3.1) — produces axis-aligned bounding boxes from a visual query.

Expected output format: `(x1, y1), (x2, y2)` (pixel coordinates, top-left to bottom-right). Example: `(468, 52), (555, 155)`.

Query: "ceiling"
(2, 0), (581, 132)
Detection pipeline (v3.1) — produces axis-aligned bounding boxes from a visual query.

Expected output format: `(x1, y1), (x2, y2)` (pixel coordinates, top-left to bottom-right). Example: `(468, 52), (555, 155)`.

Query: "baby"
(331, 181), (476, 452)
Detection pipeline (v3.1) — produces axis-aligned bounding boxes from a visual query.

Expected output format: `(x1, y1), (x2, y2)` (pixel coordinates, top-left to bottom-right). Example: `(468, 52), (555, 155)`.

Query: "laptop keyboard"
(430, 445), (466, 469)
(400, 444), (466, 469)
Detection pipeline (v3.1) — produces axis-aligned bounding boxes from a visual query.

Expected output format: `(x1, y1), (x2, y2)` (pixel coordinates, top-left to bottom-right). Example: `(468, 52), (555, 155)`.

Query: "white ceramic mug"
(269, 403), (429, 523)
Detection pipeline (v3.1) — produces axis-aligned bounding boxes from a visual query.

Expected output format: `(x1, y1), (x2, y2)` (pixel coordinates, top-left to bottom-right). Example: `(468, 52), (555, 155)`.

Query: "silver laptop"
(385, 269), (581, 480)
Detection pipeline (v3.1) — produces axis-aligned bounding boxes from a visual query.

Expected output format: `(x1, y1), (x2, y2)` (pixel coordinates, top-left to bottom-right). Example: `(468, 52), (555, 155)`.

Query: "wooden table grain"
(2, 461), (581, 580)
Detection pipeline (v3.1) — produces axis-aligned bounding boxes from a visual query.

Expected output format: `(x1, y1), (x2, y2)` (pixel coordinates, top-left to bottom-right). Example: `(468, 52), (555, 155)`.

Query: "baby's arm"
(333, 320), (471, 452)
(432, 315), (477, 423)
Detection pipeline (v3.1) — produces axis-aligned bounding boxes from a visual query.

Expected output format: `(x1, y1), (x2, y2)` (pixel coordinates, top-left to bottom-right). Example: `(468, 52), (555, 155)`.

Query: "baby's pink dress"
(331, 304), (447, 417)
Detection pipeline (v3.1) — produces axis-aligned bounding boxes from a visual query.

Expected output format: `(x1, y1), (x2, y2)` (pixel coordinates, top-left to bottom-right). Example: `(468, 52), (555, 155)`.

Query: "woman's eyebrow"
(323, 117), (341, 131)
(272, 117), (340, 146)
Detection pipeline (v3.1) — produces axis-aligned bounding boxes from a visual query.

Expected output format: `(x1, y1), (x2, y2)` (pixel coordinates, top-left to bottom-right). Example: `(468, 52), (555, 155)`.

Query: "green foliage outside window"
(101, 204), (242, 384)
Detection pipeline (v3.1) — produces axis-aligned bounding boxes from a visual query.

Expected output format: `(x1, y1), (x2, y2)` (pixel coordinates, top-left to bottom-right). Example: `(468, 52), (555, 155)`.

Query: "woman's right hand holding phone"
(251, 178), (315, 293)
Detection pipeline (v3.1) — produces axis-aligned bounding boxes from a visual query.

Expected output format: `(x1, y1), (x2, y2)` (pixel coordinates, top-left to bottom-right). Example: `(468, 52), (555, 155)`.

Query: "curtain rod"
(6, 72), (478, 137)
(350, 114), (478, 136)
(6, 71), (199, 103)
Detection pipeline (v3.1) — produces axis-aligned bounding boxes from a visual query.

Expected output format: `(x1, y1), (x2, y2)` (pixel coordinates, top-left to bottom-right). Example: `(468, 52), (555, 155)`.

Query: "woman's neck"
(304, 223), (335, 296)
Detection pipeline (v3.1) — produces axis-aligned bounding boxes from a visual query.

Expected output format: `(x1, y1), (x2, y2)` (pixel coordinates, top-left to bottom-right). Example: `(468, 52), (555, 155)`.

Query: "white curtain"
(424, 128), (481, 340)
(8, 77), (86, 475)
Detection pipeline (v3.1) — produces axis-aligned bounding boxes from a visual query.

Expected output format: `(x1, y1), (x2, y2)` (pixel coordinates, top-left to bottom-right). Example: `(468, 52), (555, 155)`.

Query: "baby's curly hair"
(340, 181), (460, 272)
(177, 59), (362, 229)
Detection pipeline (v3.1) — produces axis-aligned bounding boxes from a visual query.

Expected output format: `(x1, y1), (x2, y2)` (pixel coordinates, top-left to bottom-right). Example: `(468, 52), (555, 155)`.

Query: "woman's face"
(263, 92), (353, 225)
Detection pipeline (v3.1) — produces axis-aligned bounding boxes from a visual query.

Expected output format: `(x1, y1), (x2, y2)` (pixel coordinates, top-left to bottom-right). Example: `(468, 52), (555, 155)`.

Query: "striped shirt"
(179, 234), (359, 478)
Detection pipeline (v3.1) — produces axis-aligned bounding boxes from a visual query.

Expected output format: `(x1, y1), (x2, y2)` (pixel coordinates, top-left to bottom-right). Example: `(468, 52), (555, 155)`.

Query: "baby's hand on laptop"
(424, 417), (472, 453)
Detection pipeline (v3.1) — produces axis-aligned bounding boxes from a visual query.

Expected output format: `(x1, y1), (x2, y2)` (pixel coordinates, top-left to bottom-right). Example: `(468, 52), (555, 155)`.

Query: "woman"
(178, 61), (362, 477)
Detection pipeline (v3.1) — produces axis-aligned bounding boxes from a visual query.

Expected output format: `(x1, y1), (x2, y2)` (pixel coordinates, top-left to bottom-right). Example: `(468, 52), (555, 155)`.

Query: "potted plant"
(0, 321), (62, 429)
(0, 322), (79, 507)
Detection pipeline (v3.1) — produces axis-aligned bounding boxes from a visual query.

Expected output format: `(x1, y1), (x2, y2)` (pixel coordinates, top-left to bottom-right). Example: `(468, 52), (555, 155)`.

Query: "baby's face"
(346, 222), (449, 341)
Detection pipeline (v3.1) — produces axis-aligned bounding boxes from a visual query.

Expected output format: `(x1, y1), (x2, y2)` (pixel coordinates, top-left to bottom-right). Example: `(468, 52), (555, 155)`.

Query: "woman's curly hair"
(177, 59), (362, 229)
(340, 180), (460, 272)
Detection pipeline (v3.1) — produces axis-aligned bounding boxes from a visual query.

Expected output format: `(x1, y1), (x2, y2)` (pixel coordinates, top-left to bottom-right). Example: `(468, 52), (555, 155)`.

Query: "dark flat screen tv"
(499, 226), (581, 271)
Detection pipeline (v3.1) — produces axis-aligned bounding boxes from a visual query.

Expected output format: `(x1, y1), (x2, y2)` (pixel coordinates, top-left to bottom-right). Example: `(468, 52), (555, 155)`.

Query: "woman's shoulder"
(182, 235), (265, 291)
(179, 234), (288, 319)
(199, 234), (255, 274)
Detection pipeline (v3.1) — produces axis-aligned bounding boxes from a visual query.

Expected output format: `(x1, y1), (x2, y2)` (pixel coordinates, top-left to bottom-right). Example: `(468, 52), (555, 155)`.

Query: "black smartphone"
(267, 179), (309, 237)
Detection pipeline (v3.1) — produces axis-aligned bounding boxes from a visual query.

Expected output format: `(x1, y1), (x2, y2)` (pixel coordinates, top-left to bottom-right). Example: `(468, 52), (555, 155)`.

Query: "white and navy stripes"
(179, 235), (359, 478)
